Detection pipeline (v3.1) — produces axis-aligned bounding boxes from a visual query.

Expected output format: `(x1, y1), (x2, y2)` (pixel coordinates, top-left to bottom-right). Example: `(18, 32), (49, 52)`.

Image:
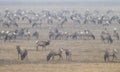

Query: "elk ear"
(35, 40), (39, 44)
(61, 48), (64, 51)
(113, 49), (118, 53)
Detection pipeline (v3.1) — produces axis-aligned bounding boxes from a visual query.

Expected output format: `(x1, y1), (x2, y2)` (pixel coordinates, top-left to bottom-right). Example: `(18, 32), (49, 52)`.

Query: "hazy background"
(0, 0), (120, 6)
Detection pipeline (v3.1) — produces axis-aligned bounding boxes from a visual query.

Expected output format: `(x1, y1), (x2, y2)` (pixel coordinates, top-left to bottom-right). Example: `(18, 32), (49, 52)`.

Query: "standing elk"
(62, 48), (72, 61)
(113, 30), (119, 40)
(16, 45), (28, 60)
(101, 32), (113, 44)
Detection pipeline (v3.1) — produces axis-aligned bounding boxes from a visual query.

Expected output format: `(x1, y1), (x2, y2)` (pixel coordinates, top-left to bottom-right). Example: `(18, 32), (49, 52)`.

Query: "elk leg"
(42, 46), (46, 51)
(52, 56), (54, 61)
(59, 54), (63, 60)
(68, 55), (72, 61)
(108, 57), (109, 62)
(66, 55), (67, 60)
(44, 46), (46, 51)
(104, 54), (108, 62)
(36, 46), (38, 51)
(42, 46), (45, 51)
(112, 54), (117, 61)
(70, 55), (72, 61)
(18, 53), (19, 60)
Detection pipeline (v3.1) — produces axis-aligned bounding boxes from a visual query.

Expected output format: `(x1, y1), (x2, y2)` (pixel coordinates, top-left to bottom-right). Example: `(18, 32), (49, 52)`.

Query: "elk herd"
(0, 8), (120, 63)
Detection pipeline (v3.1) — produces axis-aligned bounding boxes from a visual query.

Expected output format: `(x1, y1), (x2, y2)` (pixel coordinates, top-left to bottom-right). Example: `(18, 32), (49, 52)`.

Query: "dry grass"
(0, 63), (120, 72)
(0, 5), (120, 72)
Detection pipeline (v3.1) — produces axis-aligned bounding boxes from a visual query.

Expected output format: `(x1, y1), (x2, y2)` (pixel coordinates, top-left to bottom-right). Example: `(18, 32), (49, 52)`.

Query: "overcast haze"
(0, 0), (119, 2)
(0, 0), (120, 6)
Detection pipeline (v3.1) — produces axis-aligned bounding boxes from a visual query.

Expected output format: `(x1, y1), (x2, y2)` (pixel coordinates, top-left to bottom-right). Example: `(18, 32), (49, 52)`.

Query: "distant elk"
(2, 21), (18, 28)
(101, 32), (113, 44)
(36, 40), (50, 51)
(16, 45), (28, 60)
(104, 49), (118, 62)
(32, 31), (39, 39)
(32, 22), (41, 28)
(79, 30), (95, 40)
(4, 31), (16, 42)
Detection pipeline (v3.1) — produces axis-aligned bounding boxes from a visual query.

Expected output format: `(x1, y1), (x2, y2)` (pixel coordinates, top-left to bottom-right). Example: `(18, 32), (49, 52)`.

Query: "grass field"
(0, 5), (120, 72)
(0, 63), (120, 72)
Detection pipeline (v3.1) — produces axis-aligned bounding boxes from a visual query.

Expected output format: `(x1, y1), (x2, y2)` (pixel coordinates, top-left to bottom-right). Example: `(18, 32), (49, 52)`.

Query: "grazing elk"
(36, 40), (50, 51)
(47, 48), (63, 61)
(16, 45), (28, 60)
(104, 49), (118, 62)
